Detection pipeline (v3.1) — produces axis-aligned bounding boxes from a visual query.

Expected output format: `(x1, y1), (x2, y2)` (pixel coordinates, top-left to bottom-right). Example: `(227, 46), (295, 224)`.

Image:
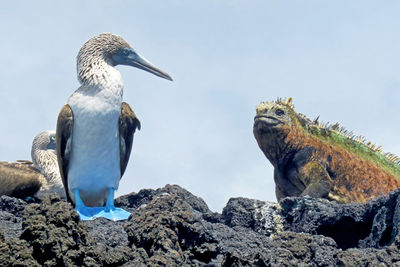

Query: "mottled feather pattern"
(77, 33), (129, 86)
(32, 150), (62, 191)
(31, 130), (65, 197)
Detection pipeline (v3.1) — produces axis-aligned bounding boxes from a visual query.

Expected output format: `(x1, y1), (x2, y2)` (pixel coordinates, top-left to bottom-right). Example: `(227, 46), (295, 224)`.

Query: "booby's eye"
(122, 48), (130, 56)
(275, 109), (284, 116)
(51, 136), (56, 141)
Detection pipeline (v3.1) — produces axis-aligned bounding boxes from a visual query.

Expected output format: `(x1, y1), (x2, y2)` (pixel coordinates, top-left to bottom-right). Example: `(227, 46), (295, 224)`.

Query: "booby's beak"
(127, 52), (173, 81)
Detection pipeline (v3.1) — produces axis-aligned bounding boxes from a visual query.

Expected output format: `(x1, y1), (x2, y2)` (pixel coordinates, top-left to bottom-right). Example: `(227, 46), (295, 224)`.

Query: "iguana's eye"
(275, 109), (284, 116)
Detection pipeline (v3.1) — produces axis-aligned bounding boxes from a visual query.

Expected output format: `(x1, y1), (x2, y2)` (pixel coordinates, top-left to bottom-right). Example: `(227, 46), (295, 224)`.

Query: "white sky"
(1, 1), (400, 211)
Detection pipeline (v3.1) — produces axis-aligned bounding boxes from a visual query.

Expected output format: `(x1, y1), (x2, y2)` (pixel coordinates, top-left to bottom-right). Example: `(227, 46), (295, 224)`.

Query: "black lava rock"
(0, 184), (400, 266)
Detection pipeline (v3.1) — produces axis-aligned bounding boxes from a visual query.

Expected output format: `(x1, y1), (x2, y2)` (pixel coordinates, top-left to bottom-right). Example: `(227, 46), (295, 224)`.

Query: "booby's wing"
(16, 160), (34, 164)
(119, 102), (141, 177)
(0, 161), (43, 198)
(56, 104), (74, 203)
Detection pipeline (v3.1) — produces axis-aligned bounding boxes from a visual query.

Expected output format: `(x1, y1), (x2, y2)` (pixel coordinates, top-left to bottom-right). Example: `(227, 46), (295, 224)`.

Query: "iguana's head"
(253, 98), (303, 133)
(253, 98), (307, 165)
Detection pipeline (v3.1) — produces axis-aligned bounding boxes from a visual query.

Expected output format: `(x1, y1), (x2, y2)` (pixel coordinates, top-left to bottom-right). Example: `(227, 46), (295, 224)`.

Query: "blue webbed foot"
(73, 189), (102, 220)
(95, 207), (131, 221)
(93, 188), (131, 221)
(24, 196), (34, 202)
(75, 206), (104, 220)
(73, 188), (131, 221)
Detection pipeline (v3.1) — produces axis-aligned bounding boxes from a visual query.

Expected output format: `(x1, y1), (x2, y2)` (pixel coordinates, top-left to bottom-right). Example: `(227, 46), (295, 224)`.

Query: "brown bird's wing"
(56, 104), (74, 203)
(16, 160), (34, 165)
(0, 161), (43, 198)
(119, 102), (141, 178)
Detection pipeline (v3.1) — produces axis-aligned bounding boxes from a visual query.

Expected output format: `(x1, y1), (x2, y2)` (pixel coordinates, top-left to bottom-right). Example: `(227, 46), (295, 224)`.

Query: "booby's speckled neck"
(76, 33), (129, 88)
(31, 131), (63, 192)
(77, 58), (124, 90)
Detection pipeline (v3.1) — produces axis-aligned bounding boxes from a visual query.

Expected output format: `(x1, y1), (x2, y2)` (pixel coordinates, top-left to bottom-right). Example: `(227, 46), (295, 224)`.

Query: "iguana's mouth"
(254, 115), (282, 126)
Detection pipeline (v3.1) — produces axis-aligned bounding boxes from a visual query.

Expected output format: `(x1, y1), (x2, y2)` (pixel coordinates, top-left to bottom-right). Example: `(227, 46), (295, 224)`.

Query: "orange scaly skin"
(253, 98), (400, 203)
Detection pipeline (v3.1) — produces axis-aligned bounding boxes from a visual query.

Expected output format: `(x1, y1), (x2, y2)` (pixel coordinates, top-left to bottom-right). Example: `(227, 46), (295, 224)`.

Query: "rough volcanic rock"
(1, 184), (400, 266)
(280, 189), (400, 250)
(20, 194), (92, 266)
(0, 195), (31, 240)
(222, 197), (283, 236)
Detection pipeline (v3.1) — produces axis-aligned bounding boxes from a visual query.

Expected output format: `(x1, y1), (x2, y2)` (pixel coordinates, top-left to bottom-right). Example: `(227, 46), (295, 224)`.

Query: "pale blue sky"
(1, 1), (400, 211)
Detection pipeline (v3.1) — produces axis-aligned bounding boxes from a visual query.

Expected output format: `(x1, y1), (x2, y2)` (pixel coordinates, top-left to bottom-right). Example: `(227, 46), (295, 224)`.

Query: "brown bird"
(0, 130), (64, 199)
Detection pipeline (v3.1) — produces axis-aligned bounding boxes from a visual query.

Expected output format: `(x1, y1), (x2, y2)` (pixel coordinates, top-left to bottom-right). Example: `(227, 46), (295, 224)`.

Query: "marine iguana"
(253, 98), (400, 203)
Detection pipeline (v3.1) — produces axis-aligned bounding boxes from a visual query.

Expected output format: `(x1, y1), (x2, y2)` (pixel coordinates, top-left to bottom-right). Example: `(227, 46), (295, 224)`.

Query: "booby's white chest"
(67, 81), (123, 206)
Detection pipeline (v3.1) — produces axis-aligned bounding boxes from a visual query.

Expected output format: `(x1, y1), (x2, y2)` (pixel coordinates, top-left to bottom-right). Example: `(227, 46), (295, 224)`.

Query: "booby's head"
(77, 33), (173, 85)
(30, 130), (64, 196)
(31, 130), (56, 152)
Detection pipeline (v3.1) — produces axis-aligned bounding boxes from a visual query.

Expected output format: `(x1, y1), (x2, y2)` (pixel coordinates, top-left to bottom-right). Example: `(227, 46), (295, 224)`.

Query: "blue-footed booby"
(31, 130), (65, 198)
(0, 131), (64, 198)
(56, 33), (172, 221)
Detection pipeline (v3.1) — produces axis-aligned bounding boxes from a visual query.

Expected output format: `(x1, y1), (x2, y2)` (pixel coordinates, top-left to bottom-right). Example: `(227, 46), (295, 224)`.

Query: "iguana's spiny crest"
(254, 97), (400, 203)
(256, 98), (400, 165)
